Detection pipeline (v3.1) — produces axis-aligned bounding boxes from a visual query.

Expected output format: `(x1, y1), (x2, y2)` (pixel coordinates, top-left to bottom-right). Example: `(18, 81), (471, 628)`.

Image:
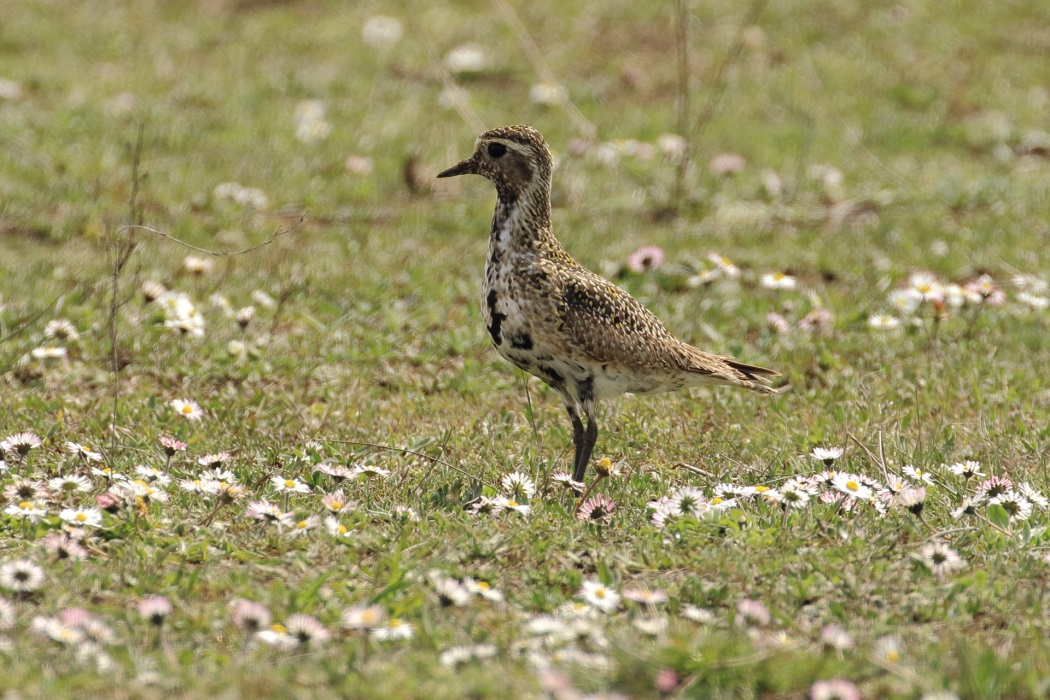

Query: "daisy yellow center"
(19, 501), (30, 509)
(389, 619), (403, 628)
(755, 485), (770, 493)
(506, 499), (518, 507)
(284, 480), (295, 488)
(181, 405), (194, 414)
(362, 611), (380, 624)
(477, 582), (490, 590)
(711, 497), (724, 505)
(595, 588), (607, 599)
(331, 501), (343, 510)
(134, 479), (148, 487)
(75, 513), (87, 522)
(271, 623), (287, 633)
(846, 480), (860, 492)
(598, 457), (612, 469)
(886, 649), (900, 662)
(297, 520), (309, 529)
(335, 524), (347, 535)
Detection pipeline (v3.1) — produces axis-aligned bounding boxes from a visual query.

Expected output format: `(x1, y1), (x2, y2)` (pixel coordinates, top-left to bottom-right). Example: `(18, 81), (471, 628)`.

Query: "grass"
(2, 0), (1050, 697)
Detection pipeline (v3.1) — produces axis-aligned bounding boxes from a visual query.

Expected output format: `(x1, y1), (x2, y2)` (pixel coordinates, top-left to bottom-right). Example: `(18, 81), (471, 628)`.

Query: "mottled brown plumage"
(438, 125), (778, 482)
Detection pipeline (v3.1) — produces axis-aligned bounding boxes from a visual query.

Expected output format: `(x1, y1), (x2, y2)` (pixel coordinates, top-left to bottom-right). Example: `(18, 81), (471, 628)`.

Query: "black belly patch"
(510, 333), (533, 350)
(537, 364), (564, 387)
(486, 289), (507, 346)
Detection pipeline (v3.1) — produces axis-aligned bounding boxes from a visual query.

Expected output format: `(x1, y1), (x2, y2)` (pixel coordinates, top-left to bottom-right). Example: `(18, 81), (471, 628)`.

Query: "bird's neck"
(489, 183), (555, 256)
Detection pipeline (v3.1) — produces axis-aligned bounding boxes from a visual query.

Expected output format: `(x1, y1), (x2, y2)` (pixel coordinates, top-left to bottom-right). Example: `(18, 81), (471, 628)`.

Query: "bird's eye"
(487, 142), (507, 158)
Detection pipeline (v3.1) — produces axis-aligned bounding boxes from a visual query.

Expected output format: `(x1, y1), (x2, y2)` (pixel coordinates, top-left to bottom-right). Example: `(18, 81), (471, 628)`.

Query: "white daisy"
(902, 465), (934, 485)
(500, 472), (536, 500)
(667, 487), (708, 517)
(0, 560), (45, 593)
(370, 618), (414, 641)
(429, 573), (472, 607)
(868, 313), (901, 330)
(831, 473), (873, 501)
(888, 288), (922, 316)
(48, 475), (92, 496)
(324, 516), (351, 539)
(133, 465), (172, 487)
(760, 272), (797, 290)
(170, 399), (203, 421)
(65, 442), (102, 462)
(988, 491), (1033, 522)
(464, 577), (504, 602)
(681, 604), (716, 624)
(351, 465), (391, 480)
(578, 579), (620, 614)
(494, 497), (531, 515)
(1017, 482), (1048, 509)
(950, 494), (985, 519)
(810, 447), (844, 465)
(256, 626), (298, 650)
(779, 478), (816, 508)
(342, 604), (386, 631)
(908, 271), (944, 302)
(4, 501), (48, 523)
(270, 476), (310, 494)
(947, 460), (985, 479)
(917, 541), (966, 578)
(44, 319), (80, 341)
(286, 516), (319, 537)
(873, 635), (903, 664)
(59, 507), (103, 529)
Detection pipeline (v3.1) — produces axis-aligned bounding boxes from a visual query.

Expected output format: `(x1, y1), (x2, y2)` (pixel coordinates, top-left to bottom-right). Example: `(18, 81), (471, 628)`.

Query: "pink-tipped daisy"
(159, 436), (188, 456)
(3, 432), (42, 456)
(138, 596), (174, 626)
(230, 600), (271, 634)
(577, 494), (616, 523)
(626, 245), (665, 274)
(285, 613), (329, 647)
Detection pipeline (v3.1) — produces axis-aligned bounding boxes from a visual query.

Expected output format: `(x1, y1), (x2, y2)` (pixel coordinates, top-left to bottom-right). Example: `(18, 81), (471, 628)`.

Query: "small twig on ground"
(687, 0), (769, 161)
(493, 0), (595, 139)
(107, 124), (145, 464)
(412, 19), (484, 133)
(325, 438), (490, 487)
(118, 215), (305, 258)
(848, 432), (889, 484)
(672, 0), (690, 212)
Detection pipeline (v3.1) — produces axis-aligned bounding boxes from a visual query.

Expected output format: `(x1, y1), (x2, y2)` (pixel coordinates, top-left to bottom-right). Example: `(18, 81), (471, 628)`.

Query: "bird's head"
(437, 125), (552, 204)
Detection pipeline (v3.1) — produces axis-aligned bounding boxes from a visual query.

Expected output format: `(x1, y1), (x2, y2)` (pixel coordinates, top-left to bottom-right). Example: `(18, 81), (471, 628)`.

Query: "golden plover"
(438, 125), (779, 482)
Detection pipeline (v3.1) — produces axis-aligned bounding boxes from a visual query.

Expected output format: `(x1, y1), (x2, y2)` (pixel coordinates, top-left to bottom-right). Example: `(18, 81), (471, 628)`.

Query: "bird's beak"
(436, 156), (478, 179)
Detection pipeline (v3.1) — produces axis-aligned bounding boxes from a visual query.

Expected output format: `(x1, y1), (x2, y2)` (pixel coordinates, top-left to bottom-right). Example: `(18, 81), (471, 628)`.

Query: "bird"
(437, 125), (779, 483)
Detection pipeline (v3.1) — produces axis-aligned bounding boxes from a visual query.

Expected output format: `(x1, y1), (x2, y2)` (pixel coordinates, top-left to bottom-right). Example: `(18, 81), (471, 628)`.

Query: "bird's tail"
(722, 358), (781, 394)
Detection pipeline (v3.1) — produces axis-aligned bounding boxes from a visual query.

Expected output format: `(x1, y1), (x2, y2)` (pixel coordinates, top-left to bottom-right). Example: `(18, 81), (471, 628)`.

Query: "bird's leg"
(572, 398), (598, 483)
(565, 402), (586, 479)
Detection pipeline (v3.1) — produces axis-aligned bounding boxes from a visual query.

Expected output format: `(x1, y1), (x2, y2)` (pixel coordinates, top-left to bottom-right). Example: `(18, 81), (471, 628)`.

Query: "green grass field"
(2, 0), (1050, 697)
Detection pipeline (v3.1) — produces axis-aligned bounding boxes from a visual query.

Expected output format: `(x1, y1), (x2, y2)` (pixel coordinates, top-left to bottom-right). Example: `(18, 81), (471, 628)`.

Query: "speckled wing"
(548, 263), (779, 391)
